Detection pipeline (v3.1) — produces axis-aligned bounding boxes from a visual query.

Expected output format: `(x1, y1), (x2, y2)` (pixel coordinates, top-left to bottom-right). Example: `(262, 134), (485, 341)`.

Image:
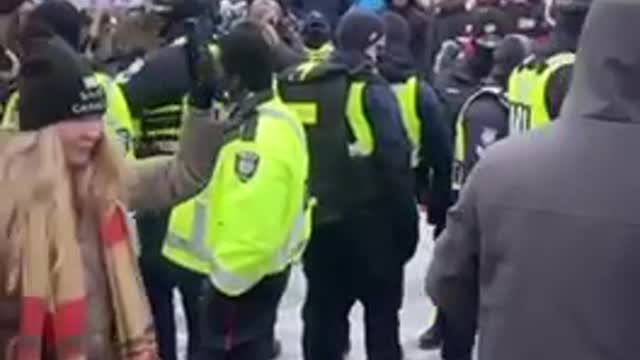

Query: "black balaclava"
(219, 21), (274, 96)
(490, 34), (532, 88)
(335, 8), (385, 70)
(466, 6), (509, 79)
(379, 11), (415, 82)
(302, 11), (331, 50)
(18, 34), (106, 130)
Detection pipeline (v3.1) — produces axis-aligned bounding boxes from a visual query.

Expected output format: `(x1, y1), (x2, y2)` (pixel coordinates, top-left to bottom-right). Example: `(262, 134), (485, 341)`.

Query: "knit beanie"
(18, 35), (106, 131)
(336, 9), (385, 53)
(27, 0), (89, 50)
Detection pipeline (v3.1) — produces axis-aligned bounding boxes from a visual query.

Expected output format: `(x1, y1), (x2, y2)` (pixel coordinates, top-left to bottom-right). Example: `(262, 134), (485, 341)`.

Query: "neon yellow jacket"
(163, 95), (312, 297)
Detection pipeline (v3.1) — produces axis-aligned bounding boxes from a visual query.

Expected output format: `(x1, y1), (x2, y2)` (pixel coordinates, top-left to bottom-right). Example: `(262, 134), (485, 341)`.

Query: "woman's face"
(55, 117), (104, 168)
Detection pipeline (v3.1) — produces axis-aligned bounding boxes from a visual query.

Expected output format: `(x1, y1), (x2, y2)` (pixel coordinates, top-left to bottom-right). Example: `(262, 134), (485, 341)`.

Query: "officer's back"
(428, 2), (640, 359)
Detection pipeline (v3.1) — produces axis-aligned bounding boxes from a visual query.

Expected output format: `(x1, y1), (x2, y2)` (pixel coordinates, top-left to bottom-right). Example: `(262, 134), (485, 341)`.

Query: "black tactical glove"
(185, 18), (220, 109)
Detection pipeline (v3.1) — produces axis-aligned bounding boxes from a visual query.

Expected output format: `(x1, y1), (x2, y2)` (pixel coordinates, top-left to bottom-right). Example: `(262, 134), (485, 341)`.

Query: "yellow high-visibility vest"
(508, 52), (575, 135)
(163, 96), (312, 297)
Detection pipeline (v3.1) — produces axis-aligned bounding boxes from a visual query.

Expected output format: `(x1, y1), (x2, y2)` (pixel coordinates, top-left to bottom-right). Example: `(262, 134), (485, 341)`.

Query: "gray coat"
(426, 1), (640, 359)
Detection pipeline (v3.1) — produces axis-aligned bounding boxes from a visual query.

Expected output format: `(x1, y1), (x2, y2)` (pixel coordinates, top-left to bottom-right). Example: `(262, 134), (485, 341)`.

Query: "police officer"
(453, 33), (532, 198)
(163, 20), (310, 360)
(379, 11), (452, 249)
(116, 11), (219, 360)
(508, 0), (591, 135)
(301, 11), (334, 62)
(278, 9), (418, 360)
(422, 6), (511, 350)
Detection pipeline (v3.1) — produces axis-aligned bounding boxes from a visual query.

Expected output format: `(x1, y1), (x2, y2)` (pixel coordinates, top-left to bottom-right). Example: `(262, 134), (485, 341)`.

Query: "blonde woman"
(0, 28), (222, 360)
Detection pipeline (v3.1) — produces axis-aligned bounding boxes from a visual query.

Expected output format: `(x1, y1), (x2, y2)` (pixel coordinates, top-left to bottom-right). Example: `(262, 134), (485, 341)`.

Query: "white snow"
(176, 217), (443, 360)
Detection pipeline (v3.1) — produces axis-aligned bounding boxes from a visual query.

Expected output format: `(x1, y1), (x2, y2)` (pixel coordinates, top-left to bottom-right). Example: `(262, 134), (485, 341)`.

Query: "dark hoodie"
(427, 1), (640, 359)
(380, 11), (452, 232)
(385, 0), (435, 78)
(333, 8), (419, 263)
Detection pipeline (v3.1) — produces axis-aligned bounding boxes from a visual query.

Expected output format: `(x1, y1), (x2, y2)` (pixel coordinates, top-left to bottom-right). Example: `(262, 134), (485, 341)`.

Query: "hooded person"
(384, 0), (435, 78)
(452, 33), (531, 194)
(165, 20), (308, 360)
(0, 27), (224, 360)
(116, 18), (223, 360)
(427, 1), (640, 360)
(379, 11), (452, 245)
(277, 7), (418, 360)
(508, 0), (591, 135)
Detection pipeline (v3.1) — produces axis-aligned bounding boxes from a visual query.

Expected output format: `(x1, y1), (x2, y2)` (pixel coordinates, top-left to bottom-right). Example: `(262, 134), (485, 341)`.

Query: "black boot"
(418, 313), (443, 350)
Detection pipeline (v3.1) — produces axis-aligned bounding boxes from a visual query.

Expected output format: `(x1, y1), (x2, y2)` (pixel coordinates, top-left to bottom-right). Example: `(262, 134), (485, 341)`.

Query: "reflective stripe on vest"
(1, 91), (18, 130)
(346, 82), (375, 157)
(508, 52), (574, 135)
(306, 43), (335, 63)
(163, 100), (310, 296)
(391, 76), (422, 168)
(95, 73), (137, 159)
(453, 86), (504, 190)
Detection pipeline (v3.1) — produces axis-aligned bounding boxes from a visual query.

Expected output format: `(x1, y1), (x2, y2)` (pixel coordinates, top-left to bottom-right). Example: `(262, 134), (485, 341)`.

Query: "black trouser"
(137, 210), (206, 360)
(302, 213), (405, 360)
(195, 269), (290, 360)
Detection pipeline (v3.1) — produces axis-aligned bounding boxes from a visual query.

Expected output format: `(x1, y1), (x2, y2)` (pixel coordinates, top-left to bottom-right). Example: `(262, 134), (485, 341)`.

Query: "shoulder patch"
(235, 151), (260, 182)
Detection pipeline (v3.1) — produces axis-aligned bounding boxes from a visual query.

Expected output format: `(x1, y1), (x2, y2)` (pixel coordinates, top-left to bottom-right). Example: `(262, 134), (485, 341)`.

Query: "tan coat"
(0, 108), (223, 359)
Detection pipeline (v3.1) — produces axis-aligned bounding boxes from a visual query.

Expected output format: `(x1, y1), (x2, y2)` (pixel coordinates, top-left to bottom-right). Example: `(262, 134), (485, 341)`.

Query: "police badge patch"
(235, 151), (260, 182)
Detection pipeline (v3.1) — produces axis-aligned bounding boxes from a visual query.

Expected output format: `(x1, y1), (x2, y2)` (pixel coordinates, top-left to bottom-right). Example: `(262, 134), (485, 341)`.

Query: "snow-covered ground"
(177, 217), (442, 360)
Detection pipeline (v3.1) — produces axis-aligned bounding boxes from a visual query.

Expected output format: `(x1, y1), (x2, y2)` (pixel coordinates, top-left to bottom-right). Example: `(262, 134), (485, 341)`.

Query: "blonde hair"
(0, 127), (128, 293)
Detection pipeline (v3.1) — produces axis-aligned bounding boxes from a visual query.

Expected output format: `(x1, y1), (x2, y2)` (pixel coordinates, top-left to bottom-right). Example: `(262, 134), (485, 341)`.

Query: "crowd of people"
(1, 0), (637, 359)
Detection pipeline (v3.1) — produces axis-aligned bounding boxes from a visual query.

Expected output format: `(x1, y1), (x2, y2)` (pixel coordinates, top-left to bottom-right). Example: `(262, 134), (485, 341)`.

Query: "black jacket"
(379, 47), (453, 231)
(434, 58), (484, 134)
(333, 50), (419, 263)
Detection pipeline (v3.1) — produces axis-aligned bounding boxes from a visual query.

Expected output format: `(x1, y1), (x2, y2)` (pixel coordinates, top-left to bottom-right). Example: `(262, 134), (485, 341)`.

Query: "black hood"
(379, 51), (416, 83)
(561, 0), (640, 123)
(379, 11), (416, 83)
